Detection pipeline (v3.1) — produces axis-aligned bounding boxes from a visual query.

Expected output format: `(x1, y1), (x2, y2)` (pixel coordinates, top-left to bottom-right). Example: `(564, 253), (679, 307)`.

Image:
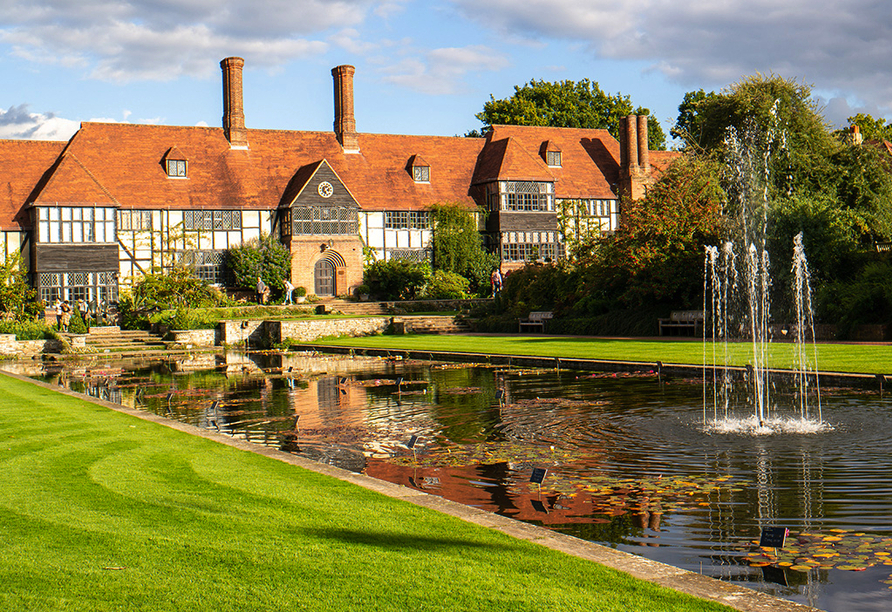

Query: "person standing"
(283, 278), (295, 305)
(256, 276), (268, 305)
(59, 300), (72, 332)
(490, 267), (503, 297)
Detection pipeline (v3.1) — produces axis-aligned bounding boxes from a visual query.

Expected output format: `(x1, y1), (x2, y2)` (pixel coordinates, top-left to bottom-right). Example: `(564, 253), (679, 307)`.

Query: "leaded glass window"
(36, 207), (116, 243)
(290, 207), (358, 235)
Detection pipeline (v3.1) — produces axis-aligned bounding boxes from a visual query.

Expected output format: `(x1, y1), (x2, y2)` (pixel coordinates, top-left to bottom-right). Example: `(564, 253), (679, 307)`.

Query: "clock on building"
(318, 181), (333, 198)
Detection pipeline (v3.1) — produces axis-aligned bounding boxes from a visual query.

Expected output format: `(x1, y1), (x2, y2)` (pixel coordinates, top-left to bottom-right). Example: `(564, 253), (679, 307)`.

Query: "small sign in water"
(760, 526), (789, 548)
(530, 468), (547, 485)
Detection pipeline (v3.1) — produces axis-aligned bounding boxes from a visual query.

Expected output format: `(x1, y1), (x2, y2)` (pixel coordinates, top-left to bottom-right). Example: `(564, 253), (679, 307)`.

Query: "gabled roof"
(30, 152), (118, 207)
(485, 125), (621, 199)
(280, 159), (359, 208)
(163, 146), (188, 162)
(0, 139), (66, 230)
(47, 123), (486, 214)
(473, 136), (556, 184)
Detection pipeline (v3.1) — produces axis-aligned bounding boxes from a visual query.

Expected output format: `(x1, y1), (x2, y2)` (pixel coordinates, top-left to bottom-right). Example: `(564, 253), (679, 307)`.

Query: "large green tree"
(474, 79), (666, 150)
(579, 154), (724, 309)
(430, 203), (498, 296)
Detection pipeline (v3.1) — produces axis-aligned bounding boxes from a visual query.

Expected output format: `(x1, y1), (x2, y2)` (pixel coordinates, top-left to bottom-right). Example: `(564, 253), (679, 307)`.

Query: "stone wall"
(168, 329), (217, 347)
(270, 317), (390, 344)
(0, 334), (85, 357)
(218, 320), (265, 347)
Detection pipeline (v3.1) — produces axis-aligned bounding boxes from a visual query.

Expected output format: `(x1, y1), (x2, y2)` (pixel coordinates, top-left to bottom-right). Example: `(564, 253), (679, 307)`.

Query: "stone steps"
(401, 316), (472, 335)
(85, 327), (167, 352)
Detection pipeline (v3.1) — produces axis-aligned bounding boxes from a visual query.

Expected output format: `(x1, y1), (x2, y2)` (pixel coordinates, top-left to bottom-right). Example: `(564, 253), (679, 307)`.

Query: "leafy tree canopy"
(224, 234), (292, 298)
(430, 203), (499, 296)
(474, 79), (666, 150)
(579, 154), (724, 309)
(0, 253), (37, 320)
(839, 113), (892, 142)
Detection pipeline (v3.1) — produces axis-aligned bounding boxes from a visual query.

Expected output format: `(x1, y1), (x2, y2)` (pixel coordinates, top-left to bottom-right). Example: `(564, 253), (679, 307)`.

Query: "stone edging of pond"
(4, 369), (821, 612)
(294, 343), (887, 392)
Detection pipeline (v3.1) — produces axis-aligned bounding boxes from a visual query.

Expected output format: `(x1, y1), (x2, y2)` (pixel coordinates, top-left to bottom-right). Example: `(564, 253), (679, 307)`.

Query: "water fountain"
(702, 114), (825, 433)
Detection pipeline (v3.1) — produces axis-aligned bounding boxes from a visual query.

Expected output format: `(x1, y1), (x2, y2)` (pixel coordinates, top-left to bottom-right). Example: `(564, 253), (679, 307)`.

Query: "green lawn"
(309, 334), (892, 375)
(0, 374), (734, 612)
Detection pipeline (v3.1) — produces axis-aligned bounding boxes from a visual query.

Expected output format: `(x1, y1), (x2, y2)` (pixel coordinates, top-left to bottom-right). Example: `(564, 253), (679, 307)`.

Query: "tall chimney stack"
(636, 114), (649, 169)
(332, 65), (360, 152)
(221, 57), (248, 149)
(625, 115), (639, 171)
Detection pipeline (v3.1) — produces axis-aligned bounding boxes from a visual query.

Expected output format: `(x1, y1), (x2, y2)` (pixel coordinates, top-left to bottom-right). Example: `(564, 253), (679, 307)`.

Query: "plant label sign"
(530, 468), (547, 484)
(407, 435), (419, 449)
(759, 526), (789, 548)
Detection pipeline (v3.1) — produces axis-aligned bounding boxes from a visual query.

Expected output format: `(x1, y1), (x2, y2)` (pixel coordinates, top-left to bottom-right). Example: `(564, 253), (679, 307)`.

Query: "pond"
(12, 349), (892, 612)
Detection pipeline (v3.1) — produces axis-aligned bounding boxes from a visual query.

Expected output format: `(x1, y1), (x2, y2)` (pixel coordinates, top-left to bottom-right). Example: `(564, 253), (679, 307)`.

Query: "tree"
(430, 203), (498, 296)
(0, 252), (37, 319)
(580, 155), (724, 308)
(224, 234), (292, 300)
(840, 113), (892, 142)
(670, 89), (716, 147)
(474, 79), (666, 150)
(677, 75), (837, 201)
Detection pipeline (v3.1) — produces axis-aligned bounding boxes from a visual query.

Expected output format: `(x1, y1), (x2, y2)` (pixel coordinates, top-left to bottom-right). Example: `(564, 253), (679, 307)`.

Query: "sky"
(1, 0), (891, 144)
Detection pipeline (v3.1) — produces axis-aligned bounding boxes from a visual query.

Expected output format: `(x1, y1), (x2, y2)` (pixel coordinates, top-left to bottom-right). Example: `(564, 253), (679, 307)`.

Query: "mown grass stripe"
(0, 372), (737, 612)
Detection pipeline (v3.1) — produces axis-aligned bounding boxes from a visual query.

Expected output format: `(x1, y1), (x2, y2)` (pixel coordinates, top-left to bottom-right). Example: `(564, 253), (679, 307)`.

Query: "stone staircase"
(85, 327), (168, 353)
(401, 315), (473, 334)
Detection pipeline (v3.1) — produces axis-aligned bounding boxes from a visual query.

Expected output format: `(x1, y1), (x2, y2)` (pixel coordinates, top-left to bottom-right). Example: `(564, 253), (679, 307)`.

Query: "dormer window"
(163, 146), (188, 178)
(541, 141), (562, 167)
(413, 165), (430, 182)
(408, 155), (430, 183)
(167, 159), (187, 177)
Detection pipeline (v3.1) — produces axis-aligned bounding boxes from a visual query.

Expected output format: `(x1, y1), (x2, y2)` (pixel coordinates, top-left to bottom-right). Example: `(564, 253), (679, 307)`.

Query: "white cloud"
(330, 28), (379, 55)
(0, 0), (377, 82)
(0, 104), (80, 140)
(449, 0), (892, 116)
(382, 45), (509, 94)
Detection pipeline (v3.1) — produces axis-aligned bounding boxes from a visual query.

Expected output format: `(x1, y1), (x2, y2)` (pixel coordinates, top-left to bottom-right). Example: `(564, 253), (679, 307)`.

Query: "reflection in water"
(10, 351), (892, 612)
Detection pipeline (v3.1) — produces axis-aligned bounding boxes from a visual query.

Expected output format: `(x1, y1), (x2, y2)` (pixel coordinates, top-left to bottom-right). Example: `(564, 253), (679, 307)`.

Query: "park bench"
(518, 311), (553, 333)
(658, 310), (704, 336)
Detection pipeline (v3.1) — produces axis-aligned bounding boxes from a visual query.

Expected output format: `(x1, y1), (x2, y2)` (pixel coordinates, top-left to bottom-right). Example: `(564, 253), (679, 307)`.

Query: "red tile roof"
(487, 125), (622, 199)
(8, 120), (672, 231)
(473, 136), (556, 184)
(0, 138), (66, 229)
(31, 152), (118, 207)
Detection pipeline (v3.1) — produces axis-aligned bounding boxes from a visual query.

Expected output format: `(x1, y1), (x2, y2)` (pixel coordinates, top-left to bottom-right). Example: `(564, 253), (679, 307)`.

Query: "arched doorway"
(314, 259), (334, 296)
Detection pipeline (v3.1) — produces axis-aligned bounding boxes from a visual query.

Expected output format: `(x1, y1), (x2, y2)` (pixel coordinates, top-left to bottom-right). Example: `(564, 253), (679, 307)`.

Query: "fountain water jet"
(702, 114), (826, 434)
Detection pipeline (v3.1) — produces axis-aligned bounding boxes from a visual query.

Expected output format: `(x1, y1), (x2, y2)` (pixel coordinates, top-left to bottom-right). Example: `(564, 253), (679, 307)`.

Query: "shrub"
(0, 320), (57, 340)
(225, 234), (291, 299)
(365, 259), (432, 300)
(423, 270), (469, 300)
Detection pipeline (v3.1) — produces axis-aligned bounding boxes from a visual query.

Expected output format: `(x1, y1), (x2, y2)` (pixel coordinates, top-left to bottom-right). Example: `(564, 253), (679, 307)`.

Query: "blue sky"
(2, 0), (890, 143)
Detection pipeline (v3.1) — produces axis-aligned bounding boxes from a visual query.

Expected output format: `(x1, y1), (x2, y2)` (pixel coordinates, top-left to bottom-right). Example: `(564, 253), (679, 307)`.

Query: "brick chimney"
(221, 57), (248, 149)
(332, 65), (360, 152)
(618, 115), (652, 200)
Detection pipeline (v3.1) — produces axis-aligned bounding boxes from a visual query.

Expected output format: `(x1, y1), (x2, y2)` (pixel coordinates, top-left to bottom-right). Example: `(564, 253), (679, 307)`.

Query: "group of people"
(256, 276), (297, 305)
(51, 298), (114, 332)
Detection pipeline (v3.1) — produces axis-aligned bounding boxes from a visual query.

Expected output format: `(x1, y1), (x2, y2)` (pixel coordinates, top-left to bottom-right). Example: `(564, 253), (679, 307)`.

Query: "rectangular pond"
(11, 349), (892, 612)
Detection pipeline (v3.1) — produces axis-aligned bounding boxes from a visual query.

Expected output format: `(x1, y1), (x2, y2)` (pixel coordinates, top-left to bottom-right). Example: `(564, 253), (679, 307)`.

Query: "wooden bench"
(658, 310), (704, 336)
(519, 311), (553, 333)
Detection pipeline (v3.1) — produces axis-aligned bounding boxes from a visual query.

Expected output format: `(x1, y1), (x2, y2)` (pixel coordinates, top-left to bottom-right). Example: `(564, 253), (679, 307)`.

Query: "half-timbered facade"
(0, 57), (677, 300)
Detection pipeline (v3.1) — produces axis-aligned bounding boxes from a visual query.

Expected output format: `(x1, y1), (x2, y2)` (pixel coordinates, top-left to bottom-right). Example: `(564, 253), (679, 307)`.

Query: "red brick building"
(0, 57), (676, 303)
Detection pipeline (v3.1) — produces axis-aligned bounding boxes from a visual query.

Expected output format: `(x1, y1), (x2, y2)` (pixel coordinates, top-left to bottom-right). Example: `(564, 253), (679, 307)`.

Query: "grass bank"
(0, 374), (734, 612)
(306, 334), (892, 375)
